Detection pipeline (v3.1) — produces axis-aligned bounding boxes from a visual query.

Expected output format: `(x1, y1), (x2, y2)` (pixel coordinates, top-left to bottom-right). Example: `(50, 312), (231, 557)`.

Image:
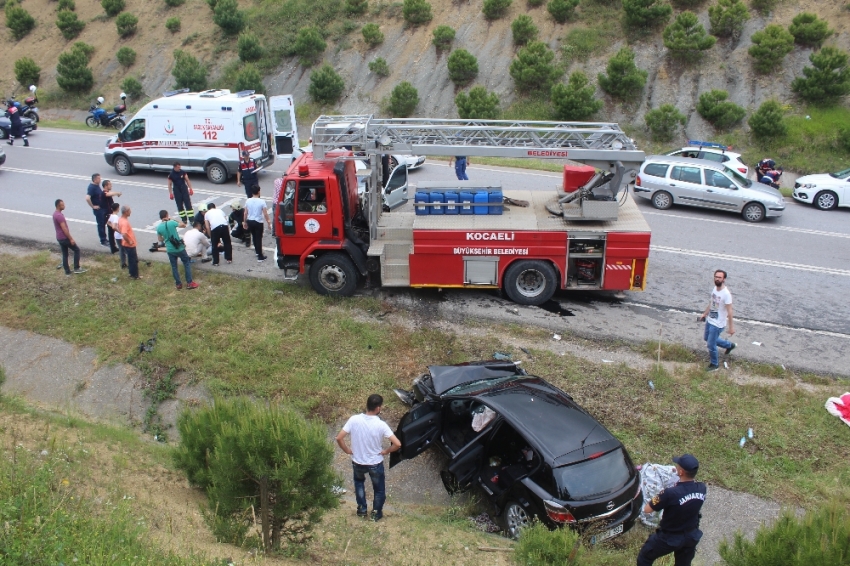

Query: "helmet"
(97, 96), (105, 104)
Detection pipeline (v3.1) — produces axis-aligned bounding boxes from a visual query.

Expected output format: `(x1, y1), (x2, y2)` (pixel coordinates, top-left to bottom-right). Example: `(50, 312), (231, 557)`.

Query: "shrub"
(696, 89), (746, 129)
(792, 47), (850, 105)
(622, 0), (672, 28)
(663, 11), (716, 62)
(789, 12), (833, 48)
(345, 0), (369, 15)
(294, 27), (327, 67)
(456, 86), (500, 119)
(671, 0), (704, 6)
(237, 32), (264, 62)
(447, 49), (479, 86)
(432, 25), (455, 49)
(56, 44), (94, 93)
(598, 47), (648, 99)
(116, 46), (136, 67)
(5, 2), (37, 40)
(511, 14), (538, 45)
(389, 81), (419, 116)
(547, 0), (578, 23)
(748, 99), (786, 139)
(748, 24), (794, 74)
(551, 71), (603, 121)
(173, 398), (338, 552)
(515, 522), (584, 566)
(101, 0), (125, 17)
(644, 103), (686, 141)
(165, 16), (180, 32)
(206, 0), (218, 8)
(509, 41), (561, 93)
(164, 0), (186, 6)
(528, 0), (546, 6)
(115, 12), (138, 37)
(708, 0), (748, 39)
(14, 57), (40, 85)
(172, 49), (208, 91)
(58, 0), (76, 11)
(483, 0), (512, 20)
(369, 57), (390, 76)
(403, 0), (432, 25)
(750, 0), (776, 15)
(56, 10), (85, 40)
(73, 41), (95, 60)
(308, 64), (345, 103)
(234, 65), (266, 94)
(121, 76), (144, 99)
(361, 22), (384, 46)
(213, 0), (244, 35)
(562, 26), (608, 62)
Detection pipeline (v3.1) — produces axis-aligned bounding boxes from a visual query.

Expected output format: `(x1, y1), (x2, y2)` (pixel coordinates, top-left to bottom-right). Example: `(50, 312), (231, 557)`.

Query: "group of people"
(756, 158), (783, 189)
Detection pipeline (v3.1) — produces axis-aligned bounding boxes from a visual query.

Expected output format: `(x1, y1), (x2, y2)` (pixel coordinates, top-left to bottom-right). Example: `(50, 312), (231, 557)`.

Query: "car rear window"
(700, 152), (726, 163)
(553, 449), (631, 501)
(643, 163), (669, 178)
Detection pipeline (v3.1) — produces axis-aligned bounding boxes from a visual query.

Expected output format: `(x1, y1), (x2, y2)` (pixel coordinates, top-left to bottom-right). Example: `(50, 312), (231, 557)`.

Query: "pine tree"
(598, 47), (648, 100)
(791, 47), (850, 105)
(551, 71), (603, 121)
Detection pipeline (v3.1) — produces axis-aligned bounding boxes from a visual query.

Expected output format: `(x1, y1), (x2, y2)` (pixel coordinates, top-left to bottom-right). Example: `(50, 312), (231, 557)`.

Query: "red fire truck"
(273, 116), (650, 306)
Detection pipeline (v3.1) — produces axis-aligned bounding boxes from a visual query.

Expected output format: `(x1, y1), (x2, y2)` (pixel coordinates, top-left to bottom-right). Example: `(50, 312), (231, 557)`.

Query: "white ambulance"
(103, 89), (298, 184)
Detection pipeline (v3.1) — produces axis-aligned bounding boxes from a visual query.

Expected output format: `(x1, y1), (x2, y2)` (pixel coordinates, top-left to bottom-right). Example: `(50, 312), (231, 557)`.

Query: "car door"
(703, 168), (742, 211)
(668, 164), (706, 207)
(268, 95), (298, 162)
(389, 401), (442, 468)
(383, 163), (409, 210)
(440, 441), (486, 494)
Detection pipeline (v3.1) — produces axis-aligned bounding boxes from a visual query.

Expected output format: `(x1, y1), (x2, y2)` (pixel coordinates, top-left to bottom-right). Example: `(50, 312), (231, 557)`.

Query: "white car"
(296, 145), (425, 171)
(666, 144), (748, 177)
(793, 168), (850, 210)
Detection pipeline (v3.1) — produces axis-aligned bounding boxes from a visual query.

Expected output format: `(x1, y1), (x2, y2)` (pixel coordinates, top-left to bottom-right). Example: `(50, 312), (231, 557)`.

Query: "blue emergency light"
(687, 140), (731, 151)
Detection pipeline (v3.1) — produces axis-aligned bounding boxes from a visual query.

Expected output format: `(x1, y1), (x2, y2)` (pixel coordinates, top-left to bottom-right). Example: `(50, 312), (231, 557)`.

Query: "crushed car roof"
(427, 361), (521, 395)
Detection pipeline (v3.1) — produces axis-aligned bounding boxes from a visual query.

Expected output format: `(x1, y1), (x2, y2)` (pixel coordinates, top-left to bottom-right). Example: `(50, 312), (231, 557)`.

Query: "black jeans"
(637, 530), (701, 566)
(57, 238), (80, 273)
(173, 188), (194, 224)
(123, 245), (139, 278)
(246, 220), (265, 258)
(107, 225), (119, 253)
(209, 225), (232, 264)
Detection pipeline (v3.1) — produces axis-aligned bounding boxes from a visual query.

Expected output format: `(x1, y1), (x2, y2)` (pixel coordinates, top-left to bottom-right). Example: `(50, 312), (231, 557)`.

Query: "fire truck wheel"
(651, 191), (673, 210)
(309, 253), (359, 297)
(503, 260), (557, 306)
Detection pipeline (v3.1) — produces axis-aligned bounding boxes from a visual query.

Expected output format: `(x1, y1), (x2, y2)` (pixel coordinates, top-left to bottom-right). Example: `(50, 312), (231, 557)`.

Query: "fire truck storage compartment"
(563, 165), (597, 193)
(464, 256), (499, 285)
(567, 235), (605, 288)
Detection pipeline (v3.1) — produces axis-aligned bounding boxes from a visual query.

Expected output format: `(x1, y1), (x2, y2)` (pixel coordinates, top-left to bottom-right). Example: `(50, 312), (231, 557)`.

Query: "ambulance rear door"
(268, 95), (298, 163)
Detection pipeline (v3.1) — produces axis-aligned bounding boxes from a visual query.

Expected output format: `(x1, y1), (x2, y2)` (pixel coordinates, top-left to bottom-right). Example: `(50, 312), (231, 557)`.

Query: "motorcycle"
(6, 85), (39, 124)
(86, 93), (127, 130)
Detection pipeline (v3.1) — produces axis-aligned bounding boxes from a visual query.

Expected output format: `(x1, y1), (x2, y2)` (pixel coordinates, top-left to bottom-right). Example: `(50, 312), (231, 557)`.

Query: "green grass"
(39, 118), (96, 131)
(561, 23), (619, 63)
(634, 340), (700, 363)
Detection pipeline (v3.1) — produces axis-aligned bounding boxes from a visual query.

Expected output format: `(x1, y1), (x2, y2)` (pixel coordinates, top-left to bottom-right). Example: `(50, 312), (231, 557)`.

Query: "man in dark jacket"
(5, 105), (28, 147)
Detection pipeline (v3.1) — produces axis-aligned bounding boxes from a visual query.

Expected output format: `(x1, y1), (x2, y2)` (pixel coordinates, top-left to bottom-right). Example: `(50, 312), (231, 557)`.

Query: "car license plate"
(591, 524), (623, 545)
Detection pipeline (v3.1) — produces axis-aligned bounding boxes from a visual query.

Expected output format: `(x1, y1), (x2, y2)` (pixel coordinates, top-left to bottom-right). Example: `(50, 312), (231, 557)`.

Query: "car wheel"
(113, 155), (133, 176)
(651, 191), (673, 210)
(502, 500), (533, 540)
(85, 116), (99, 128)
(309, 252), (359, 297)
(742, 202), (765, 222)
(815, 191), (838, 211)
(205, 161), (228, 184)
(0, 129), (7, 140)
(503, 260), (557, 306)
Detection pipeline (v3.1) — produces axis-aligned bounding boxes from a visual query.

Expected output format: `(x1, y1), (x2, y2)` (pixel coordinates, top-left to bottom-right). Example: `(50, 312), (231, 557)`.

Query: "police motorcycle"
(86, 93), (127, 129)
(6, 85), (40, 123)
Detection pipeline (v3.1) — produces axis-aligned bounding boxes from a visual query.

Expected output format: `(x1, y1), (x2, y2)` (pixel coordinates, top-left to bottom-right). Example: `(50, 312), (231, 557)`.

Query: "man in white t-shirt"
(204, 203), (232, 266)
(700, 269), (736, 371)
(336, 394), (401, 522)
(184, 221), (212, 262)
(244, 185), (271, 262)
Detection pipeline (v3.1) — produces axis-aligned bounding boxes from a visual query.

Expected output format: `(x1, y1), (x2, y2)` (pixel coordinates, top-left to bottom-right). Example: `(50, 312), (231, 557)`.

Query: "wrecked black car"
(391, 360), (642, 540)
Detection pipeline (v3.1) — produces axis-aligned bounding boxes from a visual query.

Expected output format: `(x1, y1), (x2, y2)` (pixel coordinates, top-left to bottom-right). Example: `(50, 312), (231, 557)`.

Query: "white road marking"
(651, 245), (850, 277)
(642, 210), (850, 239)
(12, 147), (102, 156)
(34, 127), (113, 138)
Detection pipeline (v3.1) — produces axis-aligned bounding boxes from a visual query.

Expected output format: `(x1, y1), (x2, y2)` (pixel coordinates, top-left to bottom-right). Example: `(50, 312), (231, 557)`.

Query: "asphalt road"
(2, 128), (849, 376)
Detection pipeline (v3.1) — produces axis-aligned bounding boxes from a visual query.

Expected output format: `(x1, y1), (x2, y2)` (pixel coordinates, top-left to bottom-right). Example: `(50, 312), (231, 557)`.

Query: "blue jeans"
(455, 164), (468, 180)
(167, 249), (193, 286)
(92, 208), (107, 243)
(352, 462), (385, 513)
(704, 322), (732, 367)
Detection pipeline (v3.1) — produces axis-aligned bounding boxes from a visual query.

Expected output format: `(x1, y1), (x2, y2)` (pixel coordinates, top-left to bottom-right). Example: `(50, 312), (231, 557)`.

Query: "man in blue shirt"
(85, 173), (120, 246)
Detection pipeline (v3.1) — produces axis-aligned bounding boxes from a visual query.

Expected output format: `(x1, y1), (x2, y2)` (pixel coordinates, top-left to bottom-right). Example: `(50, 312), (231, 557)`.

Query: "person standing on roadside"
(244, 185), (271, 262)
(204, 202), (232, 266)
(85, 173), (120, 247)
(5, 104), (28, 146)
(53, 199), (86, 275)
(117, 205), (141, 279)
(699, 269), (736, 372)
(101, 179), (123, 253)
(335, 394), (402, 522)
(637, 454), (707, 566)
(236, 150), (259, 199)
(449, 155), (469, 180)
(167, 162), (195, 226)
(156, 210), (198, 290)
(107, 202), (126, 268)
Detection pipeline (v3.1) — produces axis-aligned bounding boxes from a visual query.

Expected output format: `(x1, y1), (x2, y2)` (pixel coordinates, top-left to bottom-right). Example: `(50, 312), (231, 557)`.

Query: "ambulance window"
(243, 113), (259, 142)
(274, 109), (293, 132)
(123, 119), (145, 142)
(298, 181), (327, 214)
(281, 180), (296, 235)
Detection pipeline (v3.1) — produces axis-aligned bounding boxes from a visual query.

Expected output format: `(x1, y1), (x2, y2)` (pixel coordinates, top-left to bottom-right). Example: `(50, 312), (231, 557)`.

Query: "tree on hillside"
(362, 23), (384, 47)
(369, 57), (390, 76)
(708, 0), (748, 39)
(748, 24), (794, 74)
(172, 50), (208, 92)
(116, 46), (136, 67)
(309, 64), (345, 104)
(547, 0), (579, 24)
(622, 0), (672, 29)
(791, 47), (850, 105)
(56, 43), (94, 93)
(511, 14), (538, 45)
(552, 71), (603, 121)
(598, 47), (647, 100)
(234, 65), (266, 94)
(213, 0), (245, 35)
(389, 82), (420, 117)
(456, 86), (500, 119)
(115, 12), (138, 37)
(696, 90), (746, 129)
(345, 0), (369, 15)
(5, 1), (37, 40)
(432, 25), (455, 50)
(645, 104), (686, 141)
(788, 12), (833, 49)
(509, 41), (562, 93)
(294, 27), (327, 67)
(59, 0), (76, 10)
(748, 100), (786, 139)
(403, 0), (433, 25)
(483, 0), (512, 20)
(447, 49), (479, 86)
(14, 58), (41, 86)
(663, 11), (716, 62)
(121, 77), (144, 99)
(238, 32), (264, 62)
(101, 0), (125, 17)
(56, 10), (85, 40)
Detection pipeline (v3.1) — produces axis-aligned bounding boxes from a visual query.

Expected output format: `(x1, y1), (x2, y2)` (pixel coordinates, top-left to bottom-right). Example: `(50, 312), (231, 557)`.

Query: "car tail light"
(588, 451), (604, 459)
(738, 167), (747, 174)
(635, 175), (642, 187)
(544, 500), (576, 524)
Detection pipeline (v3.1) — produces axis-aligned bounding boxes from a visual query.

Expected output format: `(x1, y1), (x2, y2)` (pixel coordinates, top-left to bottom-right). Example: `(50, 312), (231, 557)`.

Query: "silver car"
(633, 155), (785, 222)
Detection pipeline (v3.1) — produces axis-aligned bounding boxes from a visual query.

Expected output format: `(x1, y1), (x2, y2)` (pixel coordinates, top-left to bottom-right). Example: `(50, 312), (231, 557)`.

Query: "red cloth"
(825, 393), (850, 428)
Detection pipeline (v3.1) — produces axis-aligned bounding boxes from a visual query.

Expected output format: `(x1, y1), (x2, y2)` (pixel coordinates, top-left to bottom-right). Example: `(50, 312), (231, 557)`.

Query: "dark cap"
(673, 454), (699, 474)
(241, 150), (249, 157)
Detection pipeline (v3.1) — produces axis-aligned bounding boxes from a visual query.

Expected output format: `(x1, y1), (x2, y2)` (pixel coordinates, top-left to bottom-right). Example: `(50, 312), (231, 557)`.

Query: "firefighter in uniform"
(167, 162), (195, 226)
(637, 454), (706, 566)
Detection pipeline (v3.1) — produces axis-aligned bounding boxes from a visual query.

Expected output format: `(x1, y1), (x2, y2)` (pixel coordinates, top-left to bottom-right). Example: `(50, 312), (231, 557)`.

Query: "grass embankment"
(0, 251), (846, 511)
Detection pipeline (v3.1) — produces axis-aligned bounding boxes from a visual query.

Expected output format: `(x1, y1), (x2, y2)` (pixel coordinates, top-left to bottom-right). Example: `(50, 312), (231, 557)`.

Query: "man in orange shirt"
(117, 205), (141, 279)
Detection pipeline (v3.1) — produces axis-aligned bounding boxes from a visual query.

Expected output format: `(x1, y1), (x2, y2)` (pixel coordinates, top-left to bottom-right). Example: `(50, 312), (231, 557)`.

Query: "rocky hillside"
(2, 0), (848, 141)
